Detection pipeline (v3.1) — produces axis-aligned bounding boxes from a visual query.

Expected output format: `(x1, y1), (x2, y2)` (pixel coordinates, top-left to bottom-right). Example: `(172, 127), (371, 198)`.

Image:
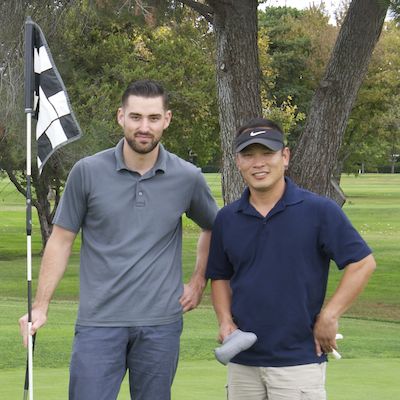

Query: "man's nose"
(139, 118), (150, 132)
(253, 154), (267, 167)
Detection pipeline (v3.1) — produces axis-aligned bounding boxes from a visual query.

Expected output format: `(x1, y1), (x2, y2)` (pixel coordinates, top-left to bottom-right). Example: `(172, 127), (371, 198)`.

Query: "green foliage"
(56, 4), (220, 166)
(262, 95), (305, 142)
(258, 5), (337, 141)
(259, 5), (400, 174)
(341, 21), (400, 173)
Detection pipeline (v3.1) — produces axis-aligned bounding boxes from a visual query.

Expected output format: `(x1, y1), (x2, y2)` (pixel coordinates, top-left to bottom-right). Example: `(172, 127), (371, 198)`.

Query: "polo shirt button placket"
(136, 188), (145, 207)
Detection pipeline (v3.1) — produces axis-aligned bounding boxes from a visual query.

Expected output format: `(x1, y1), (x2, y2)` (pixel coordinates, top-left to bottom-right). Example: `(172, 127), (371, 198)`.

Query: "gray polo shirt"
(53, 139), (218, 326)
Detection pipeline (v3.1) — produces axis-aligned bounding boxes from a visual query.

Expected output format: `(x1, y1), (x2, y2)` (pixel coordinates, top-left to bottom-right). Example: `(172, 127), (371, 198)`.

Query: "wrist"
(32, 301), (49, 315)
(189, 274), (207, 290)
(218, 315), (235, 327)
(319, 308), (339, 322)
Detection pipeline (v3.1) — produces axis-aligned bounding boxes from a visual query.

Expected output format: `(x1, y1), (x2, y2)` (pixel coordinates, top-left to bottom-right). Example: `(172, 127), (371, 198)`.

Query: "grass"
(1, 173), (400, 399)
(2, 359), (400, 399)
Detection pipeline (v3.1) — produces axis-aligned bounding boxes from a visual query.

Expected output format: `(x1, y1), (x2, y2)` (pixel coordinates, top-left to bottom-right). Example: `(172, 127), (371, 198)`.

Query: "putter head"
(214, 329), (257, 365)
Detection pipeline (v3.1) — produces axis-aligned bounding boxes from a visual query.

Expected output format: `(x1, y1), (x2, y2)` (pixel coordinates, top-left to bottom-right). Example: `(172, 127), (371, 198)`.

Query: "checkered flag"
(25, 17), (82, 174)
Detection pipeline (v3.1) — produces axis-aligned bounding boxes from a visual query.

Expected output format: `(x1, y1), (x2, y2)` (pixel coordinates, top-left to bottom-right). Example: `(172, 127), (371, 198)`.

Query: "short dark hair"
(235, 117), (283, 138)
(122, 79), (169, 109)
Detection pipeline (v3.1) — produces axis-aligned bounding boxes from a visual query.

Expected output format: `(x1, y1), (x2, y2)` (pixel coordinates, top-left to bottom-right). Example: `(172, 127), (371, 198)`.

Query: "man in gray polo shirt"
(19, 79), (218, 400)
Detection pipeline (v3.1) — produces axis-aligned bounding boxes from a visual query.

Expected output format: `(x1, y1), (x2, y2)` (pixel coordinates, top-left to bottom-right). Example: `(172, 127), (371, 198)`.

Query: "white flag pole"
(24, 17), (34, 400)
(26, 112), (34, 400)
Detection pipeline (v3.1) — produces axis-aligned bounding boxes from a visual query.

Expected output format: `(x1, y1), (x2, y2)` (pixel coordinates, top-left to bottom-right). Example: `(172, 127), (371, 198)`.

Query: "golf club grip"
(23, 333), (36, 392)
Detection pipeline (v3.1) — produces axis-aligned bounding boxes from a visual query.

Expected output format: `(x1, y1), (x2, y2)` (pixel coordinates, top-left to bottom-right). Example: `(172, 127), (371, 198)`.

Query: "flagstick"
(25, 111), (34, 400)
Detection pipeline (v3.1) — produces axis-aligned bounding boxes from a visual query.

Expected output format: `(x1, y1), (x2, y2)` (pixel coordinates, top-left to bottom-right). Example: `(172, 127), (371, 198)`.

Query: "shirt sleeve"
(319, 198), (372, 270)
(206, 211), (234, 280)
(185, 169), (219, 230)
(52, 160), (87, 233)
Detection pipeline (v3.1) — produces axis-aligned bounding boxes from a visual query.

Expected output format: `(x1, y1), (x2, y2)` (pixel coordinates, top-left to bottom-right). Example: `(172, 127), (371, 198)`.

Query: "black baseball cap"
(234, 118), (285, 153)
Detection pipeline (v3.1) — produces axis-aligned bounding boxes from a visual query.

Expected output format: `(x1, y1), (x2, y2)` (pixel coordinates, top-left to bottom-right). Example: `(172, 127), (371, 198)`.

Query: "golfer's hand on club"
(313, 311), (339, 356)
(180, 276), (206, 312)
(19, 307), (48, 348)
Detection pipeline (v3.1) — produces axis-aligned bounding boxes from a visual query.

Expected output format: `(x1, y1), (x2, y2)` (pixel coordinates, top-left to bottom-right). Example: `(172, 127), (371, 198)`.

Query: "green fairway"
(1, 173), (399, 398)
(2, 358), (400, 399)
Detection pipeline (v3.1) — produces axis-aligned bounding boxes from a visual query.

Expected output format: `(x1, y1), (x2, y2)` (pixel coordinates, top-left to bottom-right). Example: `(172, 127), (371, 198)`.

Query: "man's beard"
(125, 133), (160, 154)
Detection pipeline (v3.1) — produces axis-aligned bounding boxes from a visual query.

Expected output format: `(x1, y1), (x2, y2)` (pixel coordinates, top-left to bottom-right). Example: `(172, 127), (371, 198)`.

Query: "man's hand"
(314, 255), (376, 357)
(18, 307), (48, 348)
(313, 311), (339, 356)
(218, 321), (238, 344)
(179, 276), (207, 312)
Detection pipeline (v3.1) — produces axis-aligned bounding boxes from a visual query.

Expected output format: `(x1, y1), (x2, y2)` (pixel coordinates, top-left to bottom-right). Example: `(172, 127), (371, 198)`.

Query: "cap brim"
(236, 138), (284, 152)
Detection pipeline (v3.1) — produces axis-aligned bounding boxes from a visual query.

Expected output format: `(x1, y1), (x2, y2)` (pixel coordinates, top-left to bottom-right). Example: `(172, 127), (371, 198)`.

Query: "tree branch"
(3, 167), (26, 198)
(178, 0), (214, 23)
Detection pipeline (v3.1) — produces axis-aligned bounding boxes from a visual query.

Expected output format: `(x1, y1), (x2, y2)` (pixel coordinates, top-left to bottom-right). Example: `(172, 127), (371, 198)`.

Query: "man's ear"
(283, 147), (290, 169)
(117, 107), (124, 127)
(163, 109), (172, 129)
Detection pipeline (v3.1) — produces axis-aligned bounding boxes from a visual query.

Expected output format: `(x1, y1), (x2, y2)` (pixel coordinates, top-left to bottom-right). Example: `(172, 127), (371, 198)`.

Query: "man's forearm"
(314, 254), (376, 354)
(211, 279), (237, 341)
(19, 225), (76, 346)
(189, 229), (212, 285)
(179, 230), (212, 311)
(33, 226), (76, 312)
(211, 279), (234, 325)
(320, 253), (376, 320)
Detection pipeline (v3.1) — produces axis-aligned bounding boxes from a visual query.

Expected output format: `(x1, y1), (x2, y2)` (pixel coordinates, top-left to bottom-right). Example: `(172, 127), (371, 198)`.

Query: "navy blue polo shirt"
(206, 178), (371, 367)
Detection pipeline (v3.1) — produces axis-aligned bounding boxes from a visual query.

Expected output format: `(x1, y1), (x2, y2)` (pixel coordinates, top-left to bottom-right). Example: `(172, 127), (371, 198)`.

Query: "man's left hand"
(313, 312), (339, 356)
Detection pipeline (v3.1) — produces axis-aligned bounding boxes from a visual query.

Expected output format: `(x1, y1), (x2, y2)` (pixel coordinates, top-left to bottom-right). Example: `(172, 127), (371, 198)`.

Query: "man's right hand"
(218, 321), (238, 343)
(18, 308), (48, 348)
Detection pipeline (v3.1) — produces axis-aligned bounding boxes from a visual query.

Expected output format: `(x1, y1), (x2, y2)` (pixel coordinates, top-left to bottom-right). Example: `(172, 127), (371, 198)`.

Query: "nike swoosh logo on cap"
(249, 130), (267, 136)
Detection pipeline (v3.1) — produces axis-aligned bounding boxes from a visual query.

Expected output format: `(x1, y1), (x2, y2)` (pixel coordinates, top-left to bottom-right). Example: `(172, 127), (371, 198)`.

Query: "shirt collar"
(235, 177), (304, 214)
(114, 139), (167, 174)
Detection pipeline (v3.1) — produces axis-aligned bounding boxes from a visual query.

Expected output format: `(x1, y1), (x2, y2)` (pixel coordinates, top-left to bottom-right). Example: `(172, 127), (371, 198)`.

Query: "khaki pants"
(226, 362), (327, 400)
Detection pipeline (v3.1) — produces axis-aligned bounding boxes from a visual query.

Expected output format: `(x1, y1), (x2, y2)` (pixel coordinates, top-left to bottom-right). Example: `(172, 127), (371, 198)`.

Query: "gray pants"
(69, 320), (182, 400)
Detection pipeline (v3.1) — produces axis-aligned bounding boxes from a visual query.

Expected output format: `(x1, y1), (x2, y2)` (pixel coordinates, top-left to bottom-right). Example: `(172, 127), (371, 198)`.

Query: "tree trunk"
(32, 171), (55, 250)
(288, 0), (388, 205)
(207, 0), (262, 204)
(5, 167), (55, 252)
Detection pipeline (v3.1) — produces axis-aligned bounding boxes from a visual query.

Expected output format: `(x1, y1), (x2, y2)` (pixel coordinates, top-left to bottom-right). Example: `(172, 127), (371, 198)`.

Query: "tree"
(0, 0), (79, 249)
(258, 5), (337, 144)
(2, 0), (395, 251)
(175, 0), (391, 205)
(288, 0), (389, 205)
(179, 0), (262, 203)
(59, 3), (221, 165)
(340, 20), (400, 174)
(1, 1), (223, 249)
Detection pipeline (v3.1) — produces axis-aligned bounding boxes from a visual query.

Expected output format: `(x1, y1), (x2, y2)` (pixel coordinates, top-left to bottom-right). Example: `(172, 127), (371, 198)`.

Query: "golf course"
(1, 173), (399, 399)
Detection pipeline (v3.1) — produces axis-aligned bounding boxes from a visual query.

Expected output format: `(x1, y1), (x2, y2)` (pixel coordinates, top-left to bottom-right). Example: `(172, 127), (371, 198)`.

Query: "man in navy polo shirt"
(206, 117), (376, 400)
(19, 80), (218, 400)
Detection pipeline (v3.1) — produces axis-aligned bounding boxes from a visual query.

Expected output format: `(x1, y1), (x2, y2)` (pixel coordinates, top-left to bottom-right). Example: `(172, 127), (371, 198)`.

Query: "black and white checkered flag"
(25, 18), (82, 174)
